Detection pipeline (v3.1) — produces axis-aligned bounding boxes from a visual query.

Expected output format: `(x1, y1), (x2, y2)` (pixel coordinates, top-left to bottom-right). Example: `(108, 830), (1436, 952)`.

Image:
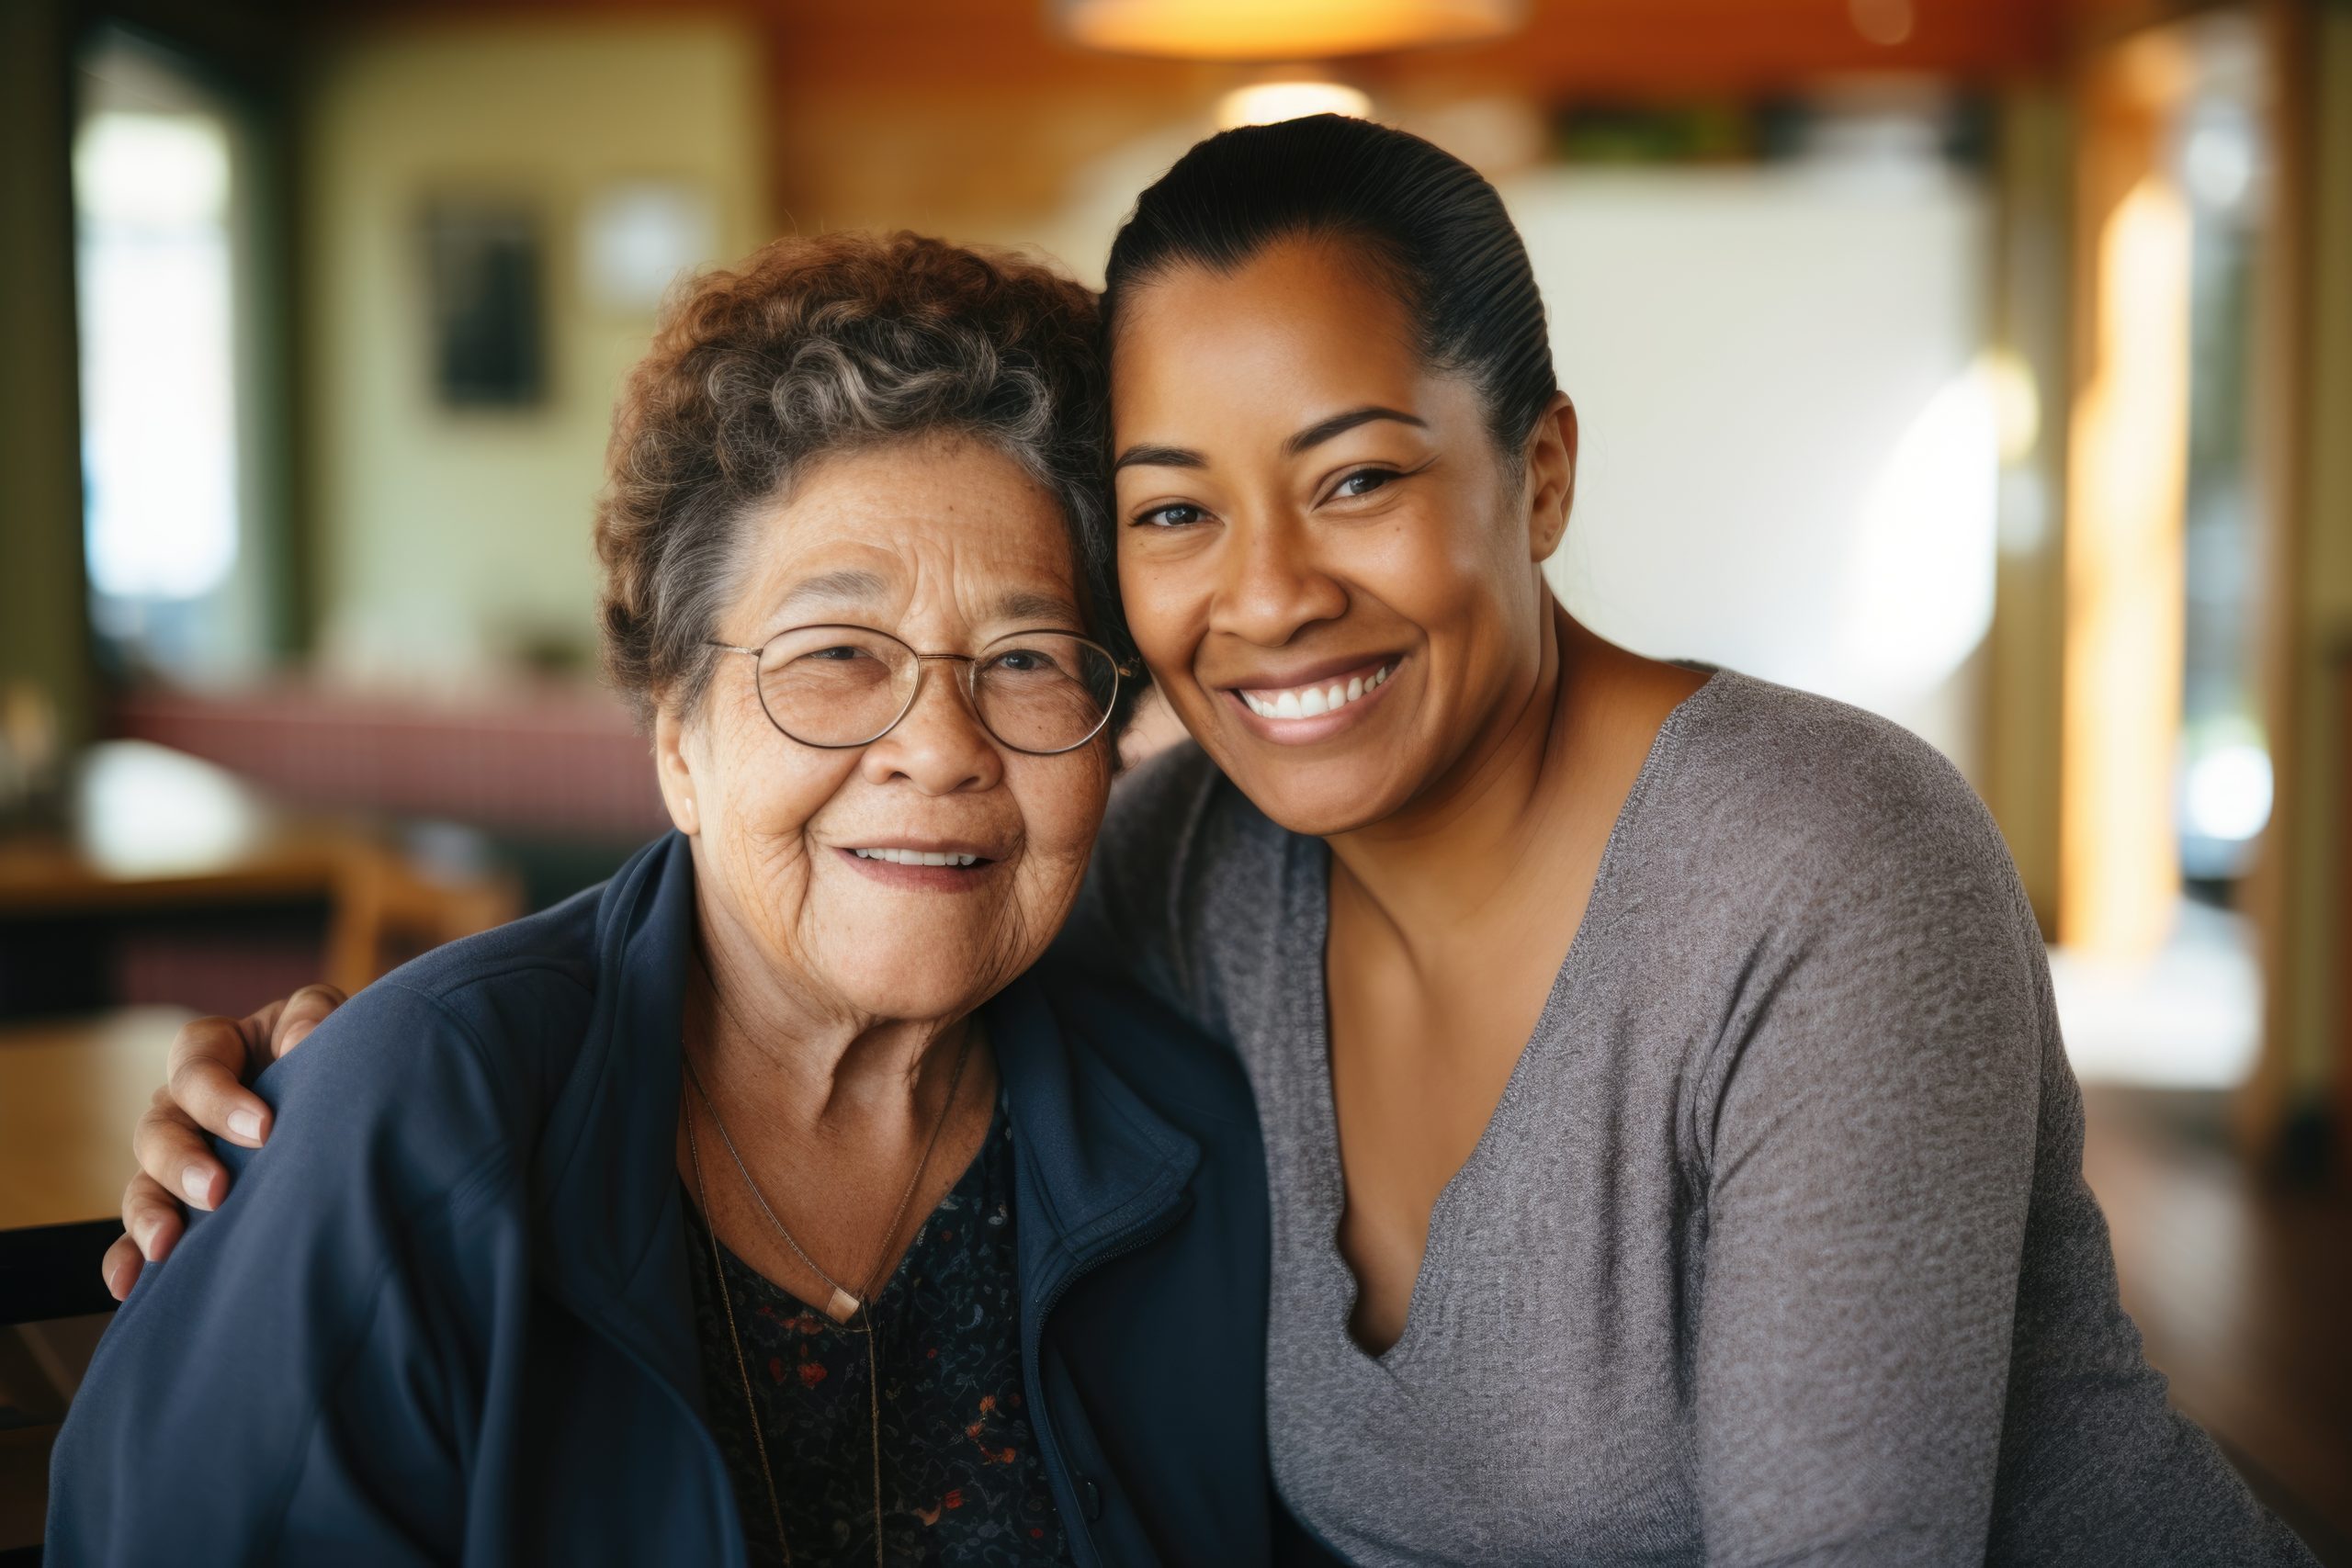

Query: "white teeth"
(853, 848), (979, 866)
(1240, 662), (1397, 723)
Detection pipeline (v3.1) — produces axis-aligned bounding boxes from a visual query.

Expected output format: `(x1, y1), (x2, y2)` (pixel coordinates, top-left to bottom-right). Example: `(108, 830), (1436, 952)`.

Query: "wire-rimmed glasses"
(708, 624), (1128, 756)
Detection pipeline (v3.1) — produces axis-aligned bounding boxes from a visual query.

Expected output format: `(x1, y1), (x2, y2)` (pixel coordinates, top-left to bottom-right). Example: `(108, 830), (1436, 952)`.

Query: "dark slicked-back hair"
(1102, 114), (1558, 469)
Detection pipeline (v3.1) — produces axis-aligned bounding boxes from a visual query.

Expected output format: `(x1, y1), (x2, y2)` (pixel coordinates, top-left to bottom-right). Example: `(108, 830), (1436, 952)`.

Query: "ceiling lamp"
(1056, 0), (1524, 61)
(1216, 80), (1374, 128)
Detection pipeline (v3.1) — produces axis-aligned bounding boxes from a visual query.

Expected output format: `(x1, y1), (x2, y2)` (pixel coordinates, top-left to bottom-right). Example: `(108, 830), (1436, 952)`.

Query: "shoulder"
(47, 901), (618, 1561)
(240, 886), (605, 1206)
(1099, 739), (1296, 924)
(1643, 674), (2049, 1076)
(1652, 670), (2028, 927)
(1651, 677), (2051, 1120)
(1100, 739), (1281, 877)
(365, 886), (604, 1077)
(1061, 741), (1291, 1020)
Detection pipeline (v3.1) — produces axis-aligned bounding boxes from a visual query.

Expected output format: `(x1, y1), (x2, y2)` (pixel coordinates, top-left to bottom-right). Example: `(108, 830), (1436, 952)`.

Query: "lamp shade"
(1217, 80), (1374, 128)
(1054, 0), (1524, 61)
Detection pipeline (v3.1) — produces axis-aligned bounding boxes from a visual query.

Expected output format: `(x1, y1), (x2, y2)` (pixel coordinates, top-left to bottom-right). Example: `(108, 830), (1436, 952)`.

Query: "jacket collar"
(526, 833), (1202, 1401)
(990, 967), (1201, 1282)
(530, 832), (702, 1399)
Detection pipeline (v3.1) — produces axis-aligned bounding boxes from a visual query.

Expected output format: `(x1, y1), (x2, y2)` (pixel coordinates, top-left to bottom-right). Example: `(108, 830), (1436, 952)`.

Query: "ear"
(1521, 392), (1578, 565)
(653, 702), (702, 837)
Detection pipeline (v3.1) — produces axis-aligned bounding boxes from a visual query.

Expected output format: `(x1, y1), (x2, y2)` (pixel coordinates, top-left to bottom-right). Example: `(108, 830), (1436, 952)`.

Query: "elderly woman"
(47, 234), (1274, 1566)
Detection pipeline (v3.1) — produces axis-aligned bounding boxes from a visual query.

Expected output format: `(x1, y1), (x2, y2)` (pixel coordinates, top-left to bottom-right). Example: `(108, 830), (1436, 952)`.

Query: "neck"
(1324, 596), (1598, 949)
(685, 908), (975, 1136)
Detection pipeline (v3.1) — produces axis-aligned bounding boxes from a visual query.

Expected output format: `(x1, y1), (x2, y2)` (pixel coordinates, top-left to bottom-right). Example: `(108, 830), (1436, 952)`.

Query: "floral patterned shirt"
(683, 1106), (1071, 1566)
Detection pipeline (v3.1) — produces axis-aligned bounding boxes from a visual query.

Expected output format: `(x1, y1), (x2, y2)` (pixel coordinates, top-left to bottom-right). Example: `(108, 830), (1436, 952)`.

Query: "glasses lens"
(973, 634), (1119, 753)
(757, 626), (915, 746)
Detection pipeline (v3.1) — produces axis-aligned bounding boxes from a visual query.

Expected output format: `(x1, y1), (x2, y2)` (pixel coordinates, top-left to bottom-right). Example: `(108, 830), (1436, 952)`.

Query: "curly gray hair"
(594, 231), (1130, 733)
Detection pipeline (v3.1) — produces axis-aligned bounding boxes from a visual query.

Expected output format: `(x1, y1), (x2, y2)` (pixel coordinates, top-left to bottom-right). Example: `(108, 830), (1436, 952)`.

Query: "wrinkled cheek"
(684, 790), (807, 940)
(731, 852), (815, 965)
(746, 821), (812, 887)
(1011, 848), (1091, 958)
(972, 877), (1049, 995)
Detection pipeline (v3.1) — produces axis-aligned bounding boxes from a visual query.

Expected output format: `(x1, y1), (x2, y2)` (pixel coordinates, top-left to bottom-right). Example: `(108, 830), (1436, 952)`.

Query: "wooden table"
(0, 740), (519, 998)
(0, 1008), (187, 1322)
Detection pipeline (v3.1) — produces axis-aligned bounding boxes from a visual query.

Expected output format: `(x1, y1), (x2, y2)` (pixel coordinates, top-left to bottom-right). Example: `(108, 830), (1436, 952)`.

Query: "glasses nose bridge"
(900, 649), (986, 723)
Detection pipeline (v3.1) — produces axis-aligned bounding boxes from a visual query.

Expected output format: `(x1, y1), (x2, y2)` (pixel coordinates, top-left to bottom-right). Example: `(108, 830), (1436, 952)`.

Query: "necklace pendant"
(824, 1286), (862, 1324)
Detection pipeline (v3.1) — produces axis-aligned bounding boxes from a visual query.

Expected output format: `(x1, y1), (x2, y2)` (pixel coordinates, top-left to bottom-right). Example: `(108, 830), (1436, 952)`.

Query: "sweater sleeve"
(1682, 731), (2317, 1568)
(1689, 778), (2048, 1566)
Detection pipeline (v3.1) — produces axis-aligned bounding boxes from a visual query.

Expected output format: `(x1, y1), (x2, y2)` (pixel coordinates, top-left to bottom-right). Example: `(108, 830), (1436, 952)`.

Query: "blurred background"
(0, 0), (2346, 1558)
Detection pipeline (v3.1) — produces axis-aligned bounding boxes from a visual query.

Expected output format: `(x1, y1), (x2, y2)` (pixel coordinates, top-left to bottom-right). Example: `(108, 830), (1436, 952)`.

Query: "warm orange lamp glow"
(2061, 172), (2191, 957)
(1055, 0), (1524, 61)
(1216, 80), (1374, 128)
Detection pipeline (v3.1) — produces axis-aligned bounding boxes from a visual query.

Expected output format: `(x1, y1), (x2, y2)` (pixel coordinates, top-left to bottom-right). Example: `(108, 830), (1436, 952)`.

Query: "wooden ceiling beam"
(330, 0), (2074, 96)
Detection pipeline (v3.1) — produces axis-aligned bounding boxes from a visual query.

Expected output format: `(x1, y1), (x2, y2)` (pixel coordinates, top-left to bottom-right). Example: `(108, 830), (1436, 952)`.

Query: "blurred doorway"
(71, 28), (287, 687)
(2054, 6), (2287, 1091)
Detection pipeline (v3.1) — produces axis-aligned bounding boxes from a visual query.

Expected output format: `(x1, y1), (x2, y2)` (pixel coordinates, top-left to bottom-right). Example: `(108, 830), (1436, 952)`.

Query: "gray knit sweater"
(1070, 669), (2312, 1566)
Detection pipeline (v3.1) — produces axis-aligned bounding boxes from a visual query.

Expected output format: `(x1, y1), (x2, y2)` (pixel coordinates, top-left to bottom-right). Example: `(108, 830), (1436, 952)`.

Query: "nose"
(856, 660), (1004, 795)
(1210, 507), (1349, 649)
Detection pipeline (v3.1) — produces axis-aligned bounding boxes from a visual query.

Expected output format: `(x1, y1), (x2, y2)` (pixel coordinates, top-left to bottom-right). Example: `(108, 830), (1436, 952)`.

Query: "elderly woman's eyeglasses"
(709, 625), (1129, 756)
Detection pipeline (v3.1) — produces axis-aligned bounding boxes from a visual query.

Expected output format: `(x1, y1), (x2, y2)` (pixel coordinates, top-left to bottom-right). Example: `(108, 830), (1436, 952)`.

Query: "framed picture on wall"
(422, 198), (545, 409)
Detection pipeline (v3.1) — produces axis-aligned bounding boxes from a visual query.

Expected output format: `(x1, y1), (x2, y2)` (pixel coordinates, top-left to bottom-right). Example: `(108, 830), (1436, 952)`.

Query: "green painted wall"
(0, 0), (96, 751)
(299, 17), (770, 683)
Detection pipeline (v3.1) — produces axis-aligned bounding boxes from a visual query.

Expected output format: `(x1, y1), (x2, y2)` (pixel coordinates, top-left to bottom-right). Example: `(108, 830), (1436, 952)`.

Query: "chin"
(1213, 754), (1410, 839)
(819, 918), (1035, 1021)
(828, 958), (1008, 1025)
(1175, 684), (1432, 840)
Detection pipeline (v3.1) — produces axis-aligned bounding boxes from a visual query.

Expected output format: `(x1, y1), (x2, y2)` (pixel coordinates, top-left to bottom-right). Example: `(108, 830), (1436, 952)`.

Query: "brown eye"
(1335, 468), (1397, 499)
(1135, 502), (1208, 528)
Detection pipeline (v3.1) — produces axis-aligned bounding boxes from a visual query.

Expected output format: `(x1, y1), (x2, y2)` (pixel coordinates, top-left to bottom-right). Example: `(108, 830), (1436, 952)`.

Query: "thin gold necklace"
(683, 1028), (977, 1568)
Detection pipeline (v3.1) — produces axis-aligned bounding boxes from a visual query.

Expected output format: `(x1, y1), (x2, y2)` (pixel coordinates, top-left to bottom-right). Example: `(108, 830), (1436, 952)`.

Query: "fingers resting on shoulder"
(104, 984), (347, 1301)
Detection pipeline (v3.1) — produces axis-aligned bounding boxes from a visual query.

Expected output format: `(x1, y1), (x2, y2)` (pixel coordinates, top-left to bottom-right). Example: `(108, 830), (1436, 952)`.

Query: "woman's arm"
(1690, 812), (2047, 1565)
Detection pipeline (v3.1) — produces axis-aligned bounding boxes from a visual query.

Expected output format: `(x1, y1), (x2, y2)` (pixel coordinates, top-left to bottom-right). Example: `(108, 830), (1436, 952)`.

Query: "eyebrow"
(1111, 442), (1204, 474)
(991, 589), (1082, 628)
(775, 567), (888, 617)
(1283, 405), (1428, 456)
(772, 570), (1079, 635)
(1111, 405), (1430, 474)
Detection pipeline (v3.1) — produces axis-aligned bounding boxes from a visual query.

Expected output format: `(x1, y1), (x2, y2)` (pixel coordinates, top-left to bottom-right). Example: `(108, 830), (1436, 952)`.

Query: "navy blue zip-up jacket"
(47, 834), (1275, 1565)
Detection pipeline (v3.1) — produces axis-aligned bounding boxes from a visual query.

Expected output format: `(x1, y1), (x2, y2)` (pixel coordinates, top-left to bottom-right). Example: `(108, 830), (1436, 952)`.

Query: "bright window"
(74, 108), (241, 605)
(76, 62), (250, 667)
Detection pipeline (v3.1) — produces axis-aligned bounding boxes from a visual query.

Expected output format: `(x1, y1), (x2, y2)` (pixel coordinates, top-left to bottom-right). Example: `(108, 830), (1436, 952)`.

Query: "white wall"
(1507, 166), (1996, 777)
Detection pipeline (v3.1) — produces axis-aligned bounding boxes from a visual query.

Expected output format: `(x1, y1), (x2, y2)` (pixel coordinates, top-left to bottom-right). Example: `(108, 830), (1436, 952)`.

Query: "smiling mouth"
(1233, 660), (1395, 721)
(850, 847), (988, 868)
(835, 844), (1002, 886)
